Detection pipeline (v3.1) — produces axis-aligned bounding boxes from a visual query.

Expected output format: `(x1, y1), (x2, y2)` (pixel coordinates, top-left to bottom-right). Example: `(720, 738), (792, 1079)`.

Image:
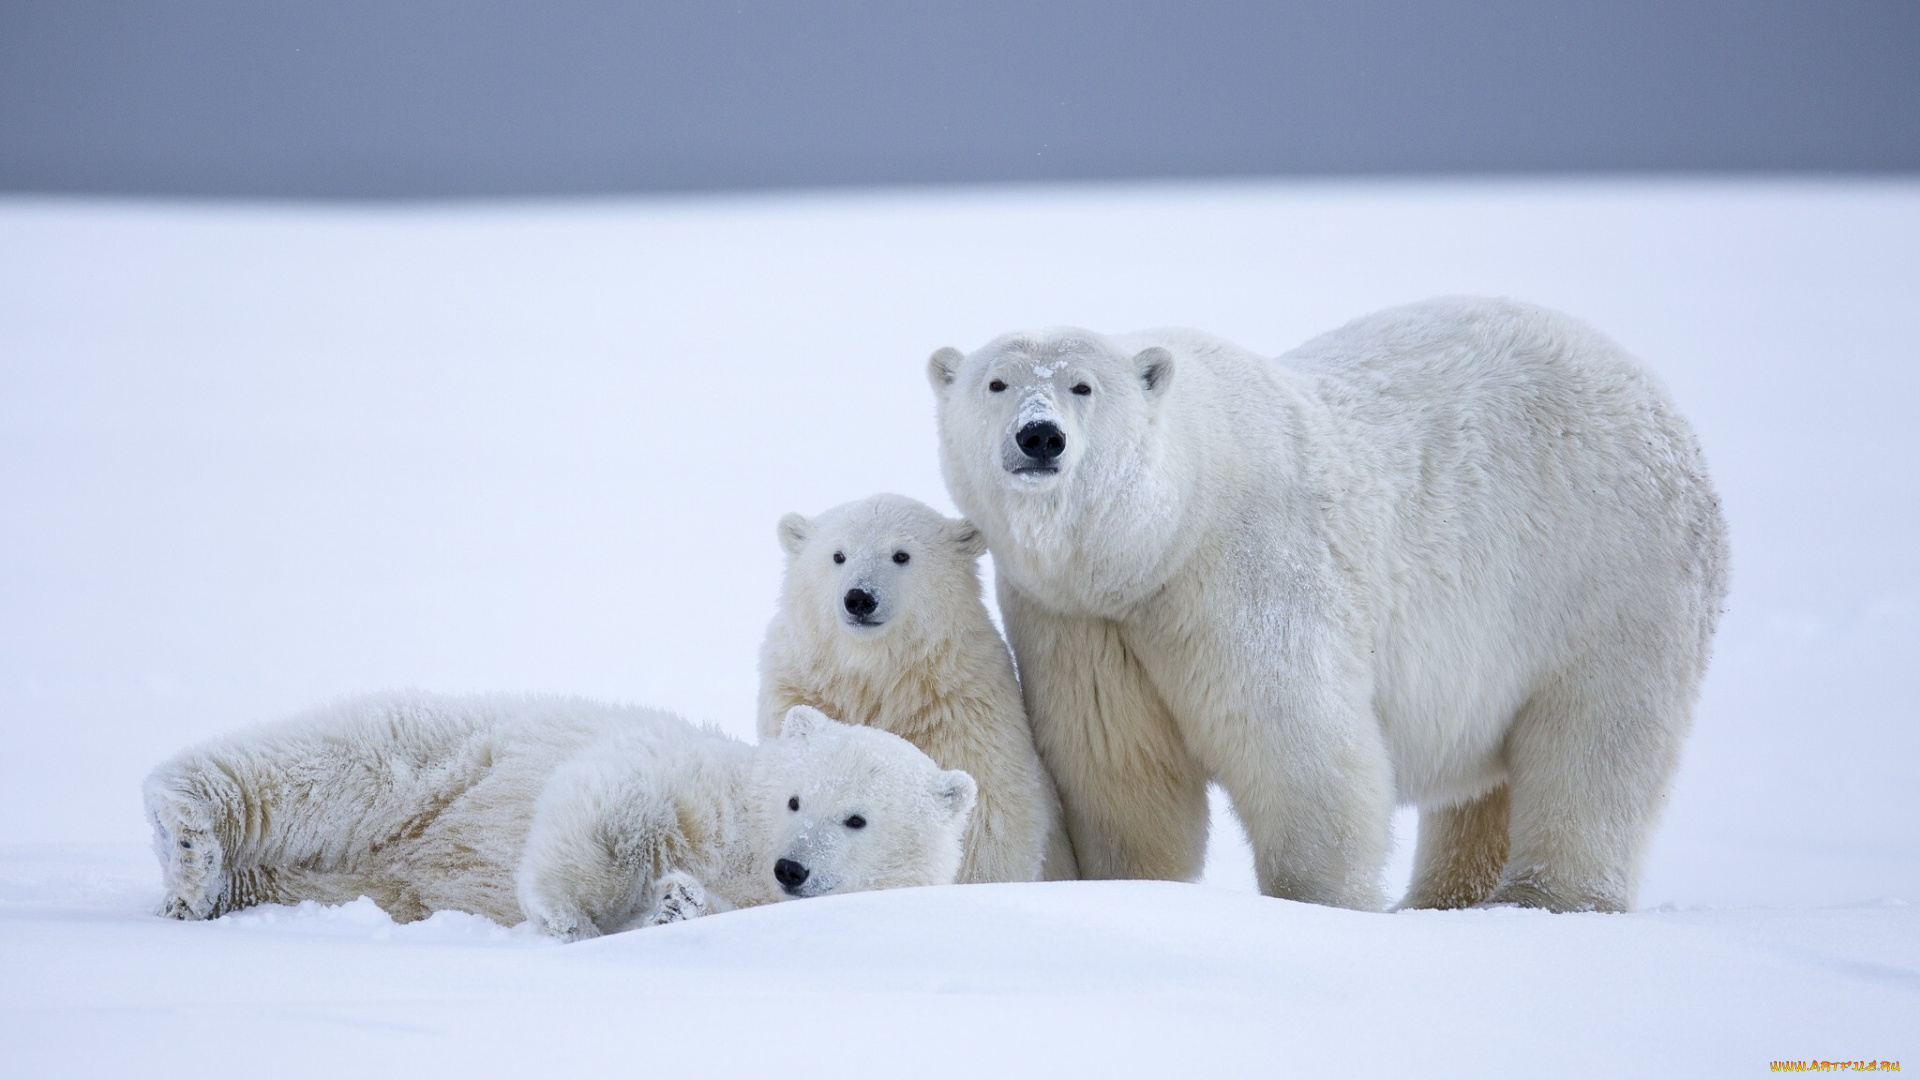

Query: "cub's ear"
(779, 704), (836, 739)
(777, 513), (811, 556)
(947, 518), (988, 560)
(1134, 346), (1174, 397)
(927, 346), (965, 395)
(931, 768), (978, 822)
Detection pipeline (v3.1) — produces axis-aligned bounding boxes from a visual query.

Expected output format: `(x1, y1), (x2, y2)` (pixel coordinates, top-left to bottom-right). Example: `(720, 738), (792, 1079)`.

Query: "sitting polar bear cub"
(930, 296), (1728, 913)
(143, 693), (976, 939)
(759, 494), (1076, 883)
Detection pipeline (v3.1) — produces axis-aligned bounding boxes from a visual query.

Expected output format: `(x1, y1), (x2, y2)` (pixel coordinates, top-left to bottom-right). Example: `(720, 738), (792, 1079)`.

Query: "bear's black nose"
(774, 858), (810, 894)
(844, 588), (878, 618)
(1017, 421), (1066, 462)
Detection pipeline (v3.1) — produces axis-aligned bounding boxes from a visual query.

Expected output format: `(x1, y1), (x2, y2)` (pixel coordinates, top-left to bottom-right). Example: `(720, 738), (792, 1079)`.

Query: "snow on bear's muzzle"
(1004, 390), (1067, 477)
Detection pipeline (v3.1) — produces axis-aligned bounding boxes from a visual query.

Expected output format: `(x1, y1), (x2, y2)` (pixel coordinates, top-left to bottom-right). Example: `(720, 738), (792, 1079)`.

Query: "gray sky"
(3, 0), (1916, 198)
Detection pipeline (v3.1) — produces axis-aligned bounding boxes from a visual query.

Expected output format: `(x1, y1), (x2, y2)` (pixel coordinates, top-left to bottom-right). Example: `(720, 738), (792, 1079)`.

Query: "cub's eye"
(988, 379), (1006, 392)
(892, 551), (910, 565)
(844, 815), (867, 830)
(788, 796), (800, 811)
(832, 552), (845, 565)
(1071, 383), (1092, 396)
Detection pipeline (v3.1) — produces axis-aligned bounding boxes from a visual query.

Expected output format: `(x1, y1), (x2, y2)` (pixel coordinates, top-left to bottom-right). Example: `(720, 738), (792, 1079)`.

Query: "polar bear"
(929, 296), (1728, 913)
(759, 494), (1077, 883)
(143, 692), (976, 939)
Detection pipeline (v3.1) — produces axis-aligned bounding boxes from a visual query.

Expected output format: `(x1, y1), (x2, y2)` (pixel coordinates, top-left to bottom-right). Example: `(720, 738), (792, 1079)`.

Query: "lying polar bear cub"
(143, 692), (976, 939)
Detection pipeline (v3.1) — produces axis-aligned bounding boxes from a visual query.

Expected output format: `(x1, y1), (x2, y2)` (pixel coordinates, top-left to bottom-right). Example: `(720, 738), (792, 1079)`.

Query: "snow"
(2, 179), (1916, 1075)
(1015, 387), (1062, 429)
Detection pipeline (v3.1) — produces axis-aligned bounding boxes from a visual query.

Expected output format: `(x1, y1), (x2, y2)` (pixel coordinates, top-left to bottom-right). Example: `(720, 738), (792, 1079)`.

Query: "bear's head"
(927, 330), (1184, 615)
(927, 329), (1173, 498)
(755, 705), (976, 899)
(775, 493), (987, 648)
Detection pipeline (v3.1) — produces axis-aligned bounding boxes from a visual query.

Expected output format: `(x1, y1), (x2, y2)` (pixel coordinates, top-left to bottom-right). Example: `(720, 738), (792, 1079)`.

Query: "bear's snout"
(1015, 420), (1065, 466)
(774, 857), (811, 895)
(843, 588), (879, 620)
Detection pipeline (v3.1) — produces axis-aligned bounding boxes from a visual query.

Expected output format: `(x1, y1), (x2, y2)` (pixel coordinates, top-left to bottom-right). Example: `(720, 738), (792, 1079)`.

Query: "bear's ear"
(776, 513), (811, 556)
(779, 704), (836, 739)
(927, 346), (965, 396)
(1134, 346), (1174, 397)
(931, 767), (978, 822)
(947, 518), (988, 560)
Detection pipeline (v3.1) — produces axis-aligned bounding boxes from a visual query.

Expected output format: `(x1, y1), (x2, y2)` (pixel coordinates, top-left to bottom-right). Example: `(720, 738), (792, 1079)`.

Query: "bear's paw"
(646, 871), (711, 926)
(149, 797), (227, 920)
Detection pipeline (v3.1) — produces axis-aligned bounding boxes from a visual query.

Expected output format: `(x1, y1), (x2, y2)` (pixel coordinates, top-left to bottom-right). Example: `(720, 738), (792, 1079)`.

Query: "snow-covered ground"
(3, 180), (1915, 1076)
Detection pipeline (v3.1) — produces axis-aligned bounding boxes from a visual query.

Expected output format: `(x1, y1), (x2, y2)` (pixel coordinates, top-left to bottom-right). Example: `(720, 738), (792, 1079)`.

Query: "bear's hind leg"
(143, 760), (241, 920)
(1399, 784), (1509, 910)
(1491, 670), (1689, 913)
(144, 747), (367, 918)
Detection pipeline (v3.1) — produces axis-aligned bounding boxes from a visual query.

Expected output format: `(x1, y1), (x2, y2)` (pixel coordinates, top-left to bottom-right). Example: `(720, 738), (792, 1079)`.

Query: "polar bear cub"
(759, 493), (1076, 883)
(144, 692), (976, 939)
(930, 297), (1727, 913)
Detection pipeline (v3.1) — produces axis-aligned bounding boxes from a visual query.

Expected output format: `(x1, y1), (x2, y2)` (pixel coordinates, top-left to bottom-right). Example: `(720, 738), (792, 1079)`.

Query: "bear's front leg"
(516, 833), (627, 942)
(1145, 580), (1396, 911)
(518, 745), (698, 941)
(1000, 583), (1209, 882)
(521, 852), (712, 941)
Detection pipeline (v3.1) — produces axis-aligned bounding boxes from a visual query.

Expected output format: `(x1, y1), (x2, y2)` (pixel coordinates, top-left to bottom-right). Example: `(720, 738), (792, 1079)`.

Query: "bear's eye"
(832, 552), (845, 565)
(1071, 382), (1092, 396)
(844, 815), (867, 830)
(788, 796), (800, 811)
(892, 550), (909, 565)
(988, 379), (1006, 392)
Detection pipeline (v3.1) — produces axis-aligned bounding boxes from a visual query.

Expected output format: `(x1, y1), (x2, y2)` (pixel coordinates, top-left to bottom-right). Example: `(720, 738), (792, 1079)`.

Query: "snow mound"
(212, 896), (553, 945)
(3, 848), (1913, 1078)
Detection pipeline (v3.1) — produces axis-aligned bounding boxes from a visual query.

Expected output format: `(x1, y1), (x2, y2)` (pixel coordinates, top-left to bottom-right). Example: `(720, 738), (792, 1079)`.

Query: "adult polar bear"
(929, 297), (1727, 913)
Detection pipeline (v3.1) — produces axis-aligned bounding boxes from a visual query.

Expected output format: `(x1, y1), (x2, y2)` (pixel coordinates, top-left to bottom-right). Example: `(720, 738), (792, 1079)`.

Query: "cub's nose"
(843, 588), (878, 618)
(1017, 420), (1066, 462)
(774, 858), (810, 894)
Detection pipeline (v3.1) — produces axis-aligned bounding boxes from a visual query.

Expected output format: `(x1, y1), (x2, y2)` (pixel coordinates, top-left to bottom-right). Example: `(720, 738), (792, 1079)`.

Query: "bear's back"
(1278, 298), (1726, 801)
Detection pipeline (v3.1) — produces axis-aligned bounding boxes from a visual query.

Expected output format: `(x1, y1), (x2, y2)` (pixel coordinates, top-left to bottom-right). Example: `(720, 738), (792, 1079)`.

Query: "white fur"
(758, 494), (1077, 883)
(930, 297), (1728, 913)
(143, 693), (975, 939)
